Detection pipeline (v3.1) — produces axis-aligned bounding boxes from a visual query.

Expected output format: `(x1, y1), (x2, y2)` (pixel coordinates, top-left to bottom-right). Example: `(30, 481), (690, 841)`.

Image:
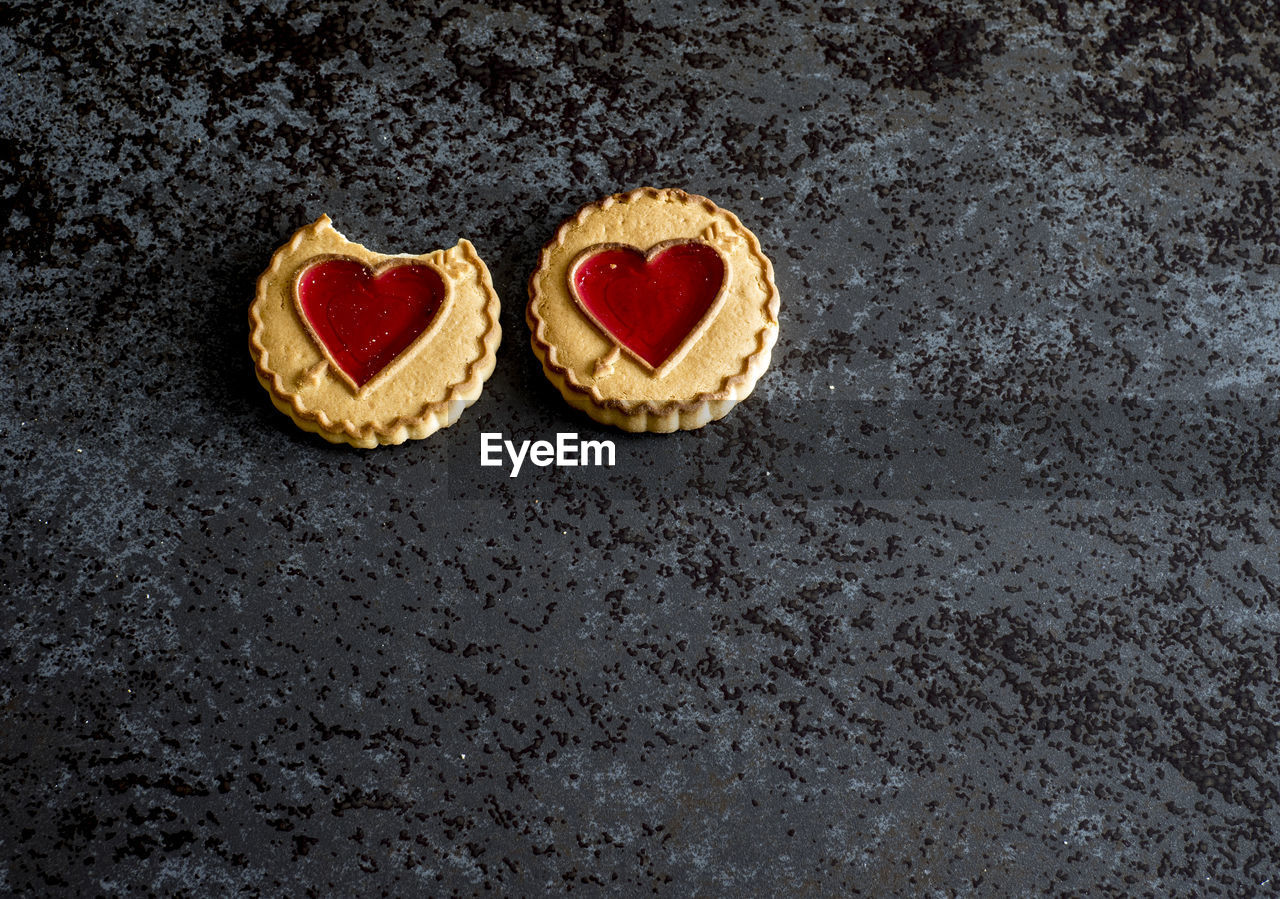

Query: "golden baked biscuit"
(250, 215), (501, 447)
(527, 187), (779, 432)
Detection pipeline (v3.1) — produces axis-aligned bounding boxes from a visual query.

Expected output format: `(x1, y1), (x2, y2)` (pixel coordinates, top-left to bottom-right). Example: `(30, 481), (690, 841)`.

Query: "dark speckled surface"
(4, 1), (1280, 895)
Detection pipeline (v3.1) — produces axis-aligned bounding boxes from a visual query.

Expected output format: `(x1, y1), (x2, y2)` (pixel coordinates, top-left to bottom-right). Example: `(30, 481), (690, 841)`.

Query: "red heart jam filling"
(571, 241), (726, 370)
(295, 258), (445, 388)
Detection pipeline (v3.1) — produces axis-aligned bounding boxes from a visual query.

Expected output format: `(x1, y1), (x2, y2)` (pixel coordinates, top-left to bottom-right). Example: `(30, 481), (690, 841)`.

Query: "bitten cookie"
(527, 187), (779, 432)
(250, 215), (501, 448)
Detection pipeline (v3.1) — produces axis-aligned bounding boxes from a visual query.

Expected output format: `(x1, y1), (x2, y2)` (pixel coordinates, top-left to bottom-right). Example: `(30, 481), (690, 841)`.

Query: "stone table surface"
(4, 1), (1280, 895)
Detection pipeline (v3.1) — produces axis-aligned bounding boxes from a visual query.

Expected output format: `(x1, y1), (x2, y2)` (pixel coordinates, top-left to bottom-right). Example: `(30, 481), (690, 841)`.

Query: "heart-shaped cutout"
(294, 256), (448, 394)
(568, 240), (728, 375)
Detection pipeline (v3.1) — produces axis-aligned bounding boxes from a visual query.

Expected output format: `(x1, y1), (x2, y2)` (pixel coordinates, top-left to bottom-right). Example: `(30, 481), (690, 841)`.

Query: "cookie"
(527, 188), (779, 432)
(250, 215), (501, 448)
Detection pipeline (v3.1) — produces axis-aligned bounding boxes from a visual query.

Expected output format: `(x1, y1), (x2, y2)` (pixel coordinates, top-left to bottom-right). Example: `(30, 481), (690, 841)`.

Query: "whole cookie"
(527, 187), (780, 432)
(250, 215), (501, 447)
